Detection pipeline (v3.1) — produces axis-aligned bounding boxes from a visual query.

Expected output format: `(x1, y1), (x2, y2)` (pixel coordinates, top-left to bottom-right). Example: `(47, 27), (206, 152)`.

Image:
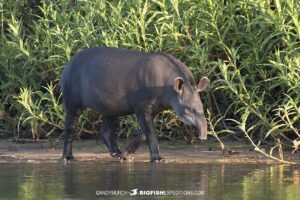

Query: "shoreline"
(0, 139), (299, 164)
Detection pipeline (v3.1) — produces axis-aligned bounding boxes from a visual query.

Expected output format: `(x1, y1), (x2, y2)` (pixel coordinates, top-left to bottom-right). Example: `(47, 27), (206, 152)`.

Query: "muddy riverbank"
(0, 139), (299, 164)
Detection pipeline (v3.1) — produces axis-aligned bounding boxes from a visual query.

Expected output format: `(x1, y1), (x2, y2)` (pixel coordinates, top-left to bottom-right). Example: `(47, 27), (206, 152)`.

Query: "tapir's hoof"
(150, 154), (164, 163)
(152, 159), (165, 164)
(117, 151), (134, 162)
(121, 154), (134, 162)
(61, 155), (76, 162)
(110, 151), (124, 159)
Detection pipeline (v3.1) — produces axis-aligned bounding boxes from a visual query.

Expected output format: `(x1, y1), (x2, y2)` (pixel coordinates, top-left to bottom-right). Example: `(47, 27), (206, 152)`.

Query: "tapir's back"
(60, 46), (164, 115)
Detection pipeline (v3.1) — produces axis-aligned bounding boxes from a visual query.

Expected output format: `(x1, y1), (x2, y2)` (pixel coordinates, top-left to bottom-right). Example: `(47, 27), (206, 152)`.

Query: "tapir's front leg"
(136, 112), (163, 162)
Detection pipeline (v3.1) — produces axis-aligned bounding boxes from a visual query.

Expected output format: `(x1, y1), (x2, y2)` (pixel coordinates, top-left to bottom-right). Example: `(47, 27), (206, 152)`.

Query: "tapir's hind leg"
(123, 131), (146, 157)
(62, 111), (77, 161)
(100, 117), (122, 158)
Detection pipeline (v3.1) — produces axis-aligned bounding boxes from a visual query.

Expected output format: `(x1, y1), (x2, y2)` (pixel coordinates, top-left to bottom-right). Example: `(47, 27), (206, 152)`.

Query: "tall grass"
(0, 0), (299, 161)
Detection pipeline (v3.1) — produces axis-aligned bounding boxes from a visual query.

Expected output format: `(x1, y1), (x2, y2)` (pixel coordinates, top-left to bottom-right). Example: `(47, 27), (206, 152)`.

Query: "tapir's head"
(170, 76), (209, 140)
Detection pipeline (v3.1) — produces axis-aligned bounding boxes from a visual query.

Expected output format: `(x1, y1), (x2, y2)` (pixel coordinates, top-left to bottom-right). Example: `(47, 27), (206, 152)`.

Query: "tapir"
(60, 46), (208, 162)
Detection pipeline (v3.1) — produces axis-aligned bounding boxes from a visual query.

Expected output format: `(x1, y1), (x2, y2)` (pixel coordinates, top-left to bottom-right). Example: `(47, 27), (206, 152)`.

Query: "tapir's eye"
(184, 107), (193, 116)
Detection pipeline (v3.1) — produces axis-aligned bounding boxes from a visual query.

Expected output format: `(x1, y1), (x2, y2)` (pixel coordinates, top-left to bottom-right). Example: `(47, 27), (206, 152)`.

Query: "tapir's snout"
(195, 113), (208, 140)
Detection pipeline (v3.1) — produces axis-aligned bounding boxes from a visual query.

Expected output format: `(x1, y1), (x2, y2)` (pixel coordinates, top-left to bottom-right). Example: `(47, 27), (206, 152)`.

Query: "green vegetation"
(0, 0), (299, 162)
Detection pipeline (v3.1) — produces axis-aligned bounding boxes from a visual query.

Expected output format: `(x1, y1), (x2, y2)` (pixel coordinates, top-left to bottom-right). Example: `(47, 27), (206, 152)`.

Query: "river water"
(0, 162), (299, 200)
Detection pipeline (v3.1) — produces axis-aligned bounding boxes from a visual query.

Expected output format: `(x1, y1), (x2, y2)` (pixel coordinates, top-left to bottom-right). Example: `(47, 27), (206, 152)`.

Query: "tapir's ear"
(174, 77), (184, 94)
(197, 77), (209, 92)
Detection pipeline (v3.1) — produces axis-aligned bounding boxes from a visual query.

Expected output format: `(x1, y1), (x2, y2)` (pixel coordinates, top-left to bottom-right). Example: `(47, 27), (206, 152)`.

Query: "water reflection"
(62, 162), (208, 200)
(0, 162), (299, 200)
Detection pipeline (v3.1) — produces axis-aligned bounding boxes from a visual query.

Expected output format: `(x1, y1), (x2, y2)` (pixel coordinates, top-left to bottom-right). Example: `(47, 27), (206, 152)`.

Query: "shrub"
(0, 0), (299, 160)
